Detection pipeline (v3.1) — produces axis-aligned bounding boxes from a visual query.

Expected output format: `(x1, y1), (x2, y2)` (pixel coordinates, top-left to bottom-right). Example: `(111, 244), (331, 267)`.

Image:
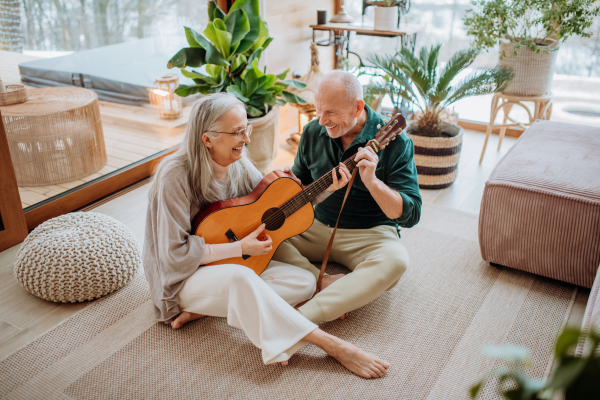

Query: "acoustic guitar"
(191, 114), (407, 275)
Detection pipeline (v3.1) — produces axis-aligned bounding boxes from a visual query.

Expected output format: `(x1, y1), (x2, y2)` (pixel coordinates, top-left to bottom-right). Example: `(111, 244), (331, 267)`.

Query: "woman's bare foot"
(269, 360), (289, 366)
(303, 328), (390, 379)
(171, 312), (206, 329)
(338, 312), (349, 320)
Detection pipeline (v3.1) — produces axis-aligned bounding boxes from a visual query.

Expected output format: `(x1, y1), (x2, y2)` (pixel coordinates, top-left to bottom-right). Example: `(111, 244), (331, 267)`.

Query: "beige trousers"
(273, 219), (409, 323)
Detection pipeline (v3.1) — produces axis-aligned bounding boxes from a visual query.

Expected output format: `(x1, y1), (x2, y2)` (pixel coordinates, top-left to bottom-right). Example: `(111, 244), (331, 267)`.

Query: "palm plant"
(364, 44), (514, 137)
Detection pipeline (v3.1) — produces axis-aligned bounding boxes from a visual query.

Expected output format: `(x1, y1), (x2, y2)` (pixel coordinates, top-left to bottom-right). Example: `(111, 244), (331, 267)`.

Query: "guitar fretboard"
(279, 143), (374, 218)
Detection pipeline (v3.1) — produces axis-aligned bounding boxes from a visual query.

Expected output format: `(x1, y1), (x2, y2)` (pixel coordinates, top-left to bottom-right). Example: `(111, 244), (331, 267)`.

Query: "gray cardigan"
(142, 164), (262, 322)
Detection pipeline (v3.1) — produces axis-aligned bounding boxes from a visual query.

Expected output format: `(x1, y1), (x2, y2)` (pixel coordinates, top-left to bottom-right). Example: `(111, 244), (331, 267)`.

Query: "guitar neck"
(280, 142), (376, 218)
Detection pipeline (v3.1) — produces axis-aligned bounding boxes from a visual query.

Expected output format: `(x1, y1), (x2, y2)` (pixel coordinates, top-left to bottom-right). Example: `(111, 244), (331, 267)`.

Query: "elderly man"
(274, 70), (422, 323)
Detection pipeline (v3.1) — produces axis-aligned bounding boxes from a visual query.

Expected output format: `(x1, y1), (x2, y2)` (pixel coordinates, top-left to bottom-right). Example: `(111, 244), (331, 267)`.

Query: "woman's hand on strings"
(241, 224), (273, 256)
(326, 163), (351, 193)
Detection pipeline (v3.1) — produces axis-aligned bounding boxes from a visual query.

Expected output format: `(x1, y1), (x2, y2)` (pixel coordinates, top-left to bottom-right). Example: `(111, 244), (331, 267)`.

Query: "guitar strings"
(237, 117), (403, 239)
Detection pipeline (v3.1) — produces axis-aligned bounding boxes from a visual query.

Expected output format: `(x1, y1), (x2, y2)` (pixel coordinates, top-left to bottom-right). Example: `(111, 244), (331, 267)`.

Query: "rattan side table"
(0, 87), (107, 186)
(479, 92), (553, 163)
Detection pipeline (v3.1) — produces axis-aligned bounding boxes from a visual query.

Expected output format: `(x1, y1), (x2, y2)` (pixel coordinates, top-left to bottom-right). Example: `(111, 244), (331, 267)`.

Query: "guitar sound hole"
(262, 208), (285, 231)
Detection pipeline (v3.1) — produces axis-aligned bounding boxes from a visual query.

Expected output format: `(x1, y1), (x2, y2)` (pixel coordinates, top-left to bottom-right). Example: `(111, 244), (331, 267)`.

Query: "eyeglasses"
(209, 124), (253, 142)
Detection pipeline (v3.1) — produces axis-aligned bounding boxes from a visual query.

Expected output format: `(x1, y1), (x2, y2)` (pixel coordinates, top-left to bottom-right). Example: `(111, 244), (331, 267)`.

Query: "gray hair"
(317, 70), (364, 105)
(148, 93), (257, 208)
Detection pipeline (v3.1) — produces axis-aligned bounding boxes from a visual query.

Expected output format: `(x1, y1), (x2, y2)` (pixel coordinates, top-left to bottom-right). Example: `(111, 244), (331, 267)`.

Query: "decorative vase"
(499, 40), (558, 96)
(405, 121), (463, 189)
(246, 106), (280, 175)
(374, 6), (398, 31)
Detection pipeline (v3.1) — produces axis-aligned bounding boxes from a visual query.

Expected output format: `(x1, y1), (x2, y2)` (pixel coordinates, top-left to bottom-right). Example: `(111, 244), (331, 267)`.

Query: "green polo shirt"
(292, 105), (422, 235)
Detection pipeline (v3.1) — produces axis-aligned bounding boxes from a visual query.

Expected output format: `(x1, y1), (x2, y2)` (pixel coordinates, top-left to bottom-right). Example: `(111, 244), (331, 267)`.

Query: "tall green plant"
(364, 44), (513, 137)
(167, 0), (307, 117)
(463, 0), (600, 55)
(471, 328), (600, 399)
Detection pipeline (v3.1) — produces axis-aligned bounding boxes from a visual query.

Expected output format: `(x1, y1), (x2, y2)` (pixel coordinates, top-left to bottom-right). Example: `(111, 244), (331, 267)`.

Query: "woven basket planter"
(499, 40), (558, 96)
(406, 121), (463, 189)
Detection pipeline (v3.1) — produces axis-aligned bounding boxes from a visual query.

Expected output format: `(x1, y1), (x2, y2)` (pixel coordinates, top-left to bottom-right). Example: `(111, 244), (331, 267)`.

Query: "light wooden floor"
(0, 50), (186, 209)
(0, 128), (590, 360)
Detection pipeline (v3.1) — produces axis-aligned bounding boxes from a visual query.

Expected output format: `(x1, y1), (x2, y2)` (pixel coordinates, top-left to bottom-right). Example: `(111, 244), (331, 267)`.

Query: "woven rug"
(0, 204), (576, 400)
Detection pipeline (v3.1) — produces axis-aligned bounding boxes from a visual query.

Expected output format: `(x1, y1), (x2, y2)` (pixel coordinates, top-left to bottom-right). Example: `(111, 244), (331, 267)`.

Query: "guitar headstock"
(370, 114), (406, 152)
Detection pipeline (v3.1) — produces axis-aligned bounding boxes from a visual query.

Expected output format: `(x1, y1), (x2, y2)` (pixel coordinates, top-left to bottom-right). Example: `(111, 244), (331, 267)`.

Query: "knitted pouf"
(14, 212), (141, 303)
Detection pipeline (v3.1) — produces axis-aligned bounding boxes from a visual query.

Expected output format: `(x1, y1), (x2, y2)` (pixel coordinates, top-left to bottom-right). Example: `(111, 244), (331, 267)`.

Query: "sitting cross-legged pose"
(142, 93), (389, 378)
(274, 70), (422, 323)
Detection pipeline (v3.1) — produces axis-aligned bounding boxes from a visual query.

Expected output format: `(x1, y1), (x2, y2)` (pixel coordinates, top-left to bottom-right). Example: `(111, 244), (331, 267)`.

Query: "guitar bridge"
(226, 229), (250, 260)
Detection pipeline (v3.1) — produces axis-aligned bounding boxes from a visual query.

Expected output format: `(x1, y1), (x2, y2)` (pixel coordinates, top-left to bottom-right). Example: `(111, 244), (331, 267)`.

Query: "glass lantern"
(149, 74), (182, 119)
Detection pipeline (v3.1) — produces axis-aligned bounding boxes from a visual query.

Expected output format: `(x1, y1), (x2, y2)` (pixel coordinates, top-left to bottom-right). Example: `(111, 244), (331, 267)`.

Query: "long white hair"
(148, 93), (257, 208)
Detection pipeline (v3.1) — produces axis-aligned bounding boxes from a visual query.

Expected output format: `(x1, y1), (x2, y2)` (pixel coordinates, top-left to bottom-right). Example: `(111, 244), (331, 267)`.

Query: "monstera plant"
(167, 0), (307, 118)
(167, 0), (307, 173)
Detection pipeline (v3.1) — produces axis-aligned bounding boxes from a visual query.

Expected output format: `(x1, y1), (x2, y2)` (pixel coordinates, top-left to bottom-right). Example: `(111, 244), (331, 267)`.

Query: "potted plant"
(364, 44), (513, 188)
(463, 0), (600, 96)
(374, 0), (398, 31)
(470, 327), (600, 399)
(167, 0), (307, 173)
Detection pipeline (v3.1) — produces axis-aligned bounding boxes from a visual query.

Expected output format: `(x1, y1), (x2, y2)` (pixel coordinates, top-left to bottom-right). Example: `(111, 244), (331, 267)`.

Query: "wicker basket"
(1, 87), (107, 187)
(406, 121), (463, 189)
(0, 85), (28, 106)
(499, 40), (558, 96)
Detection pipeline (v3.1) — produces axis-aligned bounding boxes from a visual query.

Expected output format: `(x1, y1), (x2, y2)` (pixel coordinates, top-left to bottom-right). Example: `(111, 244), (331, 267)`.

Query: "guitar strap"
(315, 167), (359, 294)
(294, 166), (359, 310)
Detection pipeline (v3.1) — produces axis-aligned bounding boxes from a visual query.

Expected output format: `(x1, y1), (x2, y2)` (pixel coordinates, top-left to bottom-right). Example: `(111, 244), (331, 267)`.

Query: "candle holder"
(150, 74), (182, 119)
(0, 84), (28, 106)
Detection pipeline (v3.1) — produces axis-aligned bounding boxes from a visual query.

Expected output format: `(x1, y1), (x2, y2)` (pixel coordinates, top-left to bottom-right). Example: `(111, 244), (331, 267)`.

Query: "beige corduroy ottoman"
(479, 121), (600, 288)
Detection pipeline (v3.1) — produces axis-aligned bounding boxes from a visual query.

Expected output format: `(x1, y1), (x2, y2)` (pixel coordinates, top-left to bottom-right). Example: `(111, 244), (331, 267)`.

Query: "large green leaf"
(226, 85), (250, 102)
(224, 8), (251, 54)
(256, 75), (276, 92)
(275, 68), (289, 80)
(246, 104), (263, 117)
(280, 79), (307, 90)
(208, 1), (226, 22)
(281, 90), (307, 104)
(251, 18), (270, 52)
(229, 0), (261, 54)
(167, 47), (206, 68)
(174, 84), (209, 96)
(554, 328), (582, 359)
(247, 47), (263, 69)
(547, 357), (588, 392)
(204, 19), (232, 59)
(184, 26), (229, 66)
(261, 37), (273, 51)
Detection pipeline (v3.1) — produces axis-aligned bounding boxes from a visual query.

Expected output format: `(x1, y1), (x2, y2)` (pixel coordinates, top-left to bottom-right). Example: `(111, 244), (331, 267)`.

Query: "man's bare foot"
(303, 329), (390, 379)
(320, 273), (345, 291)
(171, 312), (206, 329)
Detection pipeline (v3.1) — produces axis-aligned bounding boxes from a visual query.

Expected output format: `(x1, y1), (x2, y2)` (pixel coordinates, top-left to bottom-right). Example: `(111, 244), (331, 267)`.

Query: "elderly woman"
(143, 93), (389, 378)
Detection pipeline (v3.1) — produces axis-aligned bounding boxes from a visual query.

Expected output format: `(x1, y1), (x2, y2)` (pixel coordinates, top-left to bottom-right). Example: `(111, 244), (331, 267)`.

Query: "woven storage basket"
(0, 85), (28, 106)
(499, 40), (558, 96)
(0, 87), (107, 186)
(14, 212), (141, 303)
(406, 121), (463, 189)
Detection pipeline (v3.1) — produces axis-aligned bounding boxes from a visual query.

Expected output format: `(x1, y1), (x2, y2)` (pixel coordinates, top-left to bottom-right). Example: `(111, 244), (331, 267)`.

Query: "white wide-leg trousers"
(178, 261), (318, 364)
